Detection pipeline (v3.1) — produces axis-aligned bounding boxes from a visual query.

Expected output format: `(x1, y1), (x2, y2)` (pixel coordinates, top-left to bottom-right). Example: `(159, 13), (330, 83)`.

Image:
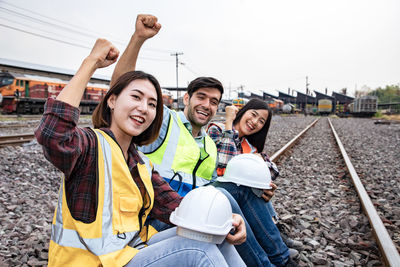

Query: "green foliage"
(374, 110), (383, 118)
(369, 84), (400, 103)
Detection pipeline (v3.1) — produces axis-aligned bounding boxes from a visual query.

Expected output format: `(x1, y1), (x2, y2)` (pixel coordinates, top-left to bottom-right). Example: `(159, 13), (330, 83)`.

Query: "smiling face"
(236, 109), (269, 138)
(107, 79), (157, 143)
(183, 87), (221, 134)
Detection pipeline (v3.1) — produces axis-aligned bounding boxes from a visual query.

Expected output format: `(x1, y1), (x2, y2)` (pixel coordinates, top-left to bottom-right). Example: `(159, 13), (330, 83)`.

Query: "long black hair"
(233, 99), (272, 152)
(92, 71), (163, 146)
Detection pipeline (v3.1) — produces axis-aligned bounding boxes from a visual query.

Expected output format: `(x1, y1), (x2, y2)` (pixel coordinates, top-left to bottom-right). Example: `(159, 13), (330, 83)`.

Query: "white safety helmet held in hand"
(218, 153), (272, 189)
(169, 186), (233, 244)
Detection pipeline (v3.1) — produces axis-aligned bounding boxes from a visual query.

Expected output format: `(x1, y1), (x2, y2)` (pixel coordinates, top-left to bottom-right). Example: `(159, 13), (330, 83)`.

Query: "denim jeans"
(149, 204), (274, 266)
(126, 227), (245, 267)
(214, 182), (290, 267)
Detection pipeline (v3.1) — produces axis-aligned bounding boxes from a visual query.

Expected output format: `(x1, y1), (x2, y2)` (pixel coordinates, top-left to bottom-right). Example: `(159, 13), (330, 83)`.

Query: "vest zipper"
(191, 139), (210, 189)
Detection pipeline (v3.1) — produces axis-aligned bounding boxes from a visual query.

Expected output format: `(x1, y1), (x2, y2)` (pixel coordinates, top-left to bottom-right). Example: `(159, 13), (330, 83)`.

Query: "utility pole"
(237, 85), (245, 98)
(305, 76), (310, 113)
(171, 52), (184, 107)
(228, 82), (231, 100)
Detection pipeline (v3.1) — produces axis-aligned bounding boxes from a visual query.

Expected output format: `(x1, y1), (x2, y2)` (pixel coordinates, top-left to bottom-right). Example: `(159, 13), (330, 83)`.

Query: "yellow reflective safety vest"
(48, 129), (157, 267)
(140, 110), (217, 196)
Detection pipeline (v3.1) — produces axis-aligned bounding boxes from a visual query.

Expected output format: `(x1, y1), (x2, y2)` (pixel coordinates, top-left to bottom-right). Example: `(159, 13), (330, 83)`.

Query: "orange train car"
(0, 71), (108, 114)
(265, 98), (283, 113)
(232, 98), (249, 110)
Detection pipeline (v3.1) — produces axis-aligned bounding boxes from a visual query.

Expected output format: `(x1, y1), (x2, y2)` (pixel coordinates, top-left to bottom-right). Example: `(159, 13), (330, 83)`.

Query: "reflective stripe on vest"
(241, 138), (257, 154)
(49, 129), (155, 267)
(140, 110), (217, 196)
(216, 138), (257, 176)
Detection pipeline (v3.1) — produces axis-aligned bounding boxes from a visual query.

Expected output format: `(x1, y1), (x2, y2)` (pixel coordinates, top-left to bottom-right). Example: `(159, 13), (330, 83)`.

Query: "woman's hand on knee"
(226, 214), (246, 245)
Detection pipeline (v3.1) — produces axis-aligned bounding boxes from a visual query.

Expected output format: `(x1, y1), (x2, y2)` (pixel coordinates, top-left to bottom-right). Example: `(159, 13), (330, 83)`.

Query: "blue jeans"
(214, 182), (289, 267)
(126, 227), (245, 267)
(149, 206), (274, 266)
(266, 201), (278, 218)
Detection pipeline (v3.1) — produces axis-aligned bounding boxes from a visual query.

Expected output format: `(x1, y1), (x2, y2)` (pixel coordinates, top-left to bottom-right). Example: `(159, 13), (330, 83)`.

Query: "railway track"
(0, 124), (92, 147)
(270, 117), (400, 266)
(0, 133), (35, 147)
(0, 115), (398, 265)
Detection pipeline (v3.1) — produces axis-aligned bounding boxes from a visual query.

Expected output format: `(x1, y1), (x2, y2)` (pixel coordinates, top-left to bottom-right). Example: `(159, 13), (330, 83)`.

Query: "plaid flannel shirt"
(35, 98), (182, 224)
(207, 123), (279, 180)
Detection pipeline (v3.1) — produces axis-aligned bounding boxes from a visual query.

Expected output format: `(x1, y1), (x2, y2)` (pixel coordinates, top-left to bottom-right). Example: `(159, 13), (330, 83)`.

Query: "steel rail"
(328, 118), (400, 266)
(0, 133), (35, 147)
(270, 118), (319, 163)
(0, 124), (92, 147)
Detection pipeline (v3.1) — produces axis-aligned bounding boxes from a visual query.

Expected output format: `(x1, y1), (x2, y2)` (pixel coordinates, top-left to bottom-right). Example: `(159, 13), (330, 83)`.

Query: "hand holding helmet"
(170, 186), (235, 244)
(218, 153), (272, 189)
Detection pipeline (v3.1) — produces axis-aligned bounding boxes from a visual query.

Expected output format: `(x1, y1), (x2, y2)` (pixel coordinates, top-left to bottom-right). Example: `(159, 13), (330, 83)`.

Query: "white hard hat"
(170, 186), (233, 244)
(218, 153), (272, 189)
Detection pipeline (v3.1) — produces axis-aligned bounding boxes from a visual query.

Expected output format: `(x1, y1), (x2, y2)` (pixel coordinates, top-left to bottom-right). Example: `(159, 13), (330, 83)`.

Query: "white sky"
(1, 0), (399, 98)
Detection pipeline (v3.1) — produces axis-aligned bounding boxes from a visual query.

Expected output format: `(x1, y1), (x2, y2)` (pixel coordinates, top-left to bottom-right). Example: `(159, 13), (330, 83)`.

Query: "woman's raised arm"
(57, 39), (119, 107)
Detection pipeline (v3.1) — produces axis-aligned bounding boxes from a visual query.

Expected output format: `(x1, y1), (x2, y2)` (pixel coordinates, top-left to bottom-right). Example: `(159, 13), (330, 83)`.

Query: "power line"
(0, 23), (92, 49)
(0, 23), (175, 63)
(1, 0), (125, 43)
(0, 15), (90, 46)
(0, 6), (101, 40)
(0, 1), (176, 54)
(181, 64), (199, 76)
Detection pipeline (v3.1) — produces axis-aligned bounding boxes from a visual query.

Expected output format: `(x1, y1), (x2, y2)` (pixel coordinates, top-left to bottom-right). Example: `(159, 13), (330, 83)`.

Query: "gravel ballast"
(0, 115), (398, 266)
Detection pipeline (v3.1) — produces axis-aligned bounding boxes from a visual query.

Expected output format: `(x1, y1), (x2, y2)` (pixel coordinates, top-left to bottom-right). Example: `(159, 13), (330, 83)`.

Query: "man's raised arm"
(111, 14), (161, 86)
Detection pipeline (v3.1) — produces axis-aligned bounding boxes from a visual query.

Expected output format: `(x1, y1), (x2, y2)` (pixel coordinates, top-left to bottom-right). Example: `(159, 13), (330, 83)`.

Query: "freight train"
(348, 95), (377, 117)
(317, 99), (333, 115)
(0, 71), (108, 114)
(232, 98), (249, 109)
(265, 98), (284, 113)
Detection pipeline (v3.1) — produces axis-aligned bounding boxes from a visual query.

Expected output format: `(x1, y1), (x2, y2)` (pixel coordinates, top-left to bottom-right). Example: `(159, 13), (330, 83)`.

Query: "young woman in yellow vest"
(207, 99), (298, 266)
(35, 38), (246, 267)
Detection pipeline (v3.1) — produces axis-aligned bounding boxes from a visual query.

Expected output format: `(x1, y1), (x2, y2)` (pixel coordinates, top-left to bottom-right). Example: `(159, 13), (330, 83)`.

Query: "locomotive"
(348, 95), (378, 117)
(0, 71), (108, 114)
(317, 99), (333, 115)
(232, 98), (249, 109)
(265, 98), (284, 113)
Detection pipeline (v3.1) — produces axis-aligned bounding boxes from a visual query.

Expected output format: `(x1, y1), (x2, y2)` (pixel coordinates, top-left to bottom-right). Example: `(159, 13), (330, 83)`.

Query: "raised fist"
(88, 39), (119, 69)
(135, 14), (162, 40)
(225, 105), (239, 123)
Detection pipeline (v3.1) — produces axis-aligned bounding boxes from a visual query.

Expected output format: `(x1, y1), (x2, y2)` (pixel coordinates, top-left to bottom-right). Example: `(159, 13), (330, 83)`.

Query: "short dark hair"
(233, 99), (272, 152)
(92, 71), (163, 146)
(187, 77), (224, 100)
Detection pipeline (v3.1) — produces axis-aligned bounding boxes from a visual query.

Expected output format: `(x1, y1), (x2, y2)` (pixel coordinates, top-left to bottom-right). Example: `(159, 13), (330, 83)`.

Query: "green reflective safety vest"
(141, 110), (217, 196)
(48, 129), (157, 267)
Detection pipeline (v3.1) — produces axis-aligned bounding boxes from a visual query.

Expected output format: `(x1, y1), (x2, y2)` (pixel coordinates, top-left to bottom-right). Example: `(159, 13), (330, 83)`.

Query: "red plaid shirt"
(207, 122), (280, 180)
(35, 98), (182, 224)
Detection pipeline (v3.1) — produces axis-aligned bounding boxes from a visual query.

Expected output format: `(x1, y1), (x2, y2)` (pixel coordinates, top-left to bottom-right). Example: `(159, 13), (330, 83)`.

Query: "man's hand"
(261, 182), (277, 202)
(134, 14), (161, 40)
(87, 39), (119, 69)
(226, 213), (246, 245)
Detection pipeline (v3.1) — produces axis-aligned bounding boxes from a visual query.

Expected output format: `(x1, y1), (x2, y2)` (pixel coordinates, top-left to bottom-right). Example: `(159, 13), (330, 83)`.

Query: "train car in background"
(317, 99), (333, 115)
(232, 98), (249, 109)
(0, 71), (108, 114)
(348, 96), (378, 117)
(282, 103), (295, 114)
(162, 89), (173, 109)
(266, 98), (284, 113)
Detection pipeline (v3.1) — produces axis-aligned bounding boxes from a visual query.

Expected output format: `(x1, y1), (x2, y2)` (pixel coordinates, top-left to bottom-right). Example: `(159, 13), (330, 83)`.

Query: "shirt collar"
(178, 111), (207, 139)
(101, 128), (144, 164)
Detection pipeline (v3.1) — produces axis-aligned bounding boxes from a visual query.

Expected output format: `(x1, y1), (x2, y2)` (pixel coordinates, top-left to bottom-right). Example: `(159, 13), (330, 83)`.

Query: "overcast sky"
(1, 0), (399, 98)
